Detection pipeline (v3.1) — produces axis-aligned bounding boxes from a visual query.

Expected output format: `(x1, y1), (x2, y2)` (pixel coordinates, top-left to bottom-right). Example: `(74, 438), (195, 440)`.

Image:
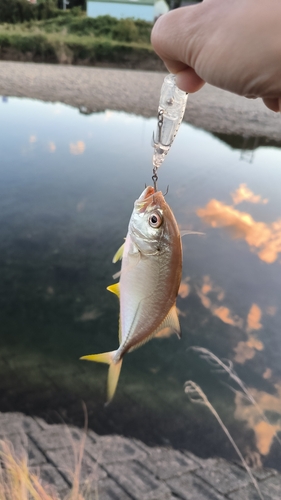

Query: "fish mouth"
(135, 186), (156, 213)
(138, 186), (155, 201)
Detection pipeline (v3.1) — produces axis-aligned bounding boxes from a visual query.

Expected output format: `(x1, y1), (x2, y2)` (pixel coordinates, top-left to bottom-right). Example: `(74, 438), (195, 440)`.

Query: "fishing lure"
(152, 73), (188, 189)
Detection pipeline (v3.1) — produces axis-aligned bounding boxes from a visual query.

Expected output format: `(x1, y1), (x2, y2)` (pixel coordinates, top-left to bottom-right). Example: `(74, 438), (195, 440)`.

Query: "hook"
(152, 166), (158, 192)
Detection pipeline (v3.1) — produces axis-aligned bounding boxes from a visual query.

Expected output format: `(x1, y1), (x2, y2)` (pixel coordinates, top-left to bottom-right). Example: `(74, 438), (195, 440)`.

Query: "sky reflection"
(1, 98), (281, 468)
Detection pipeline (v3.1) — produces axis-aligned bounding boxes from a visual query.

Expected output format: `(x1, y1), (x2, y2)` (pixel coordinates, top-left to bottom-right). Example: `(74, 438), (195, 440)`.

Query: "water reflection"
(0, 98), (281, 470)
(213, 132), (281, 150)
(197, 197), (281, 263)
(232, 184), (268, 206)
(235, 385), (281, 457)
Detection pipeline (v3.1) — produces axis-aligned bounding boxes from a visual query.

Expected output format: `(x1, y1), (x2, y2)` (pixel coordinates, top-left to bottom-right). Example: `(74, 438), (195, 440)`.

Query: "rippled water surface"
(1, 97), (281, 470)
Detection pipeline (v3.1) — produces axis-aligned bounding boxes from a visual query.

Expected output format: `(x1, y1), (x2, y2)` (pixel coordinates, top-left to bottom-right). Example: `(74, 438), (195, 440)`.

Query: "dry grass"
(184, 380), (264, 500)
(0, 414), (96, 500)
(0, 439), (61, 500)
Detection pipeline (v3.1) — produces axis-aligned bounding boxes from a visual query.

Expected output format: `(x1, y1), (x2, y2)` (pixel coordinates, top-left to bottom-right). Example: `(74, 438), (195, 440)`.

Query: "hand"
(151, 0), (281, 112)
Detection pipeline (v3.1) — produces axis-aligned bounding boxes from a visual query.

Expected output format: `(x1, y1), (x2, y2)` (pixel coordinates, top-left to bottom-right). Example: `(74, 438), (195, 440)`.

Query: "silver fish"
(81, 186), (182, 402)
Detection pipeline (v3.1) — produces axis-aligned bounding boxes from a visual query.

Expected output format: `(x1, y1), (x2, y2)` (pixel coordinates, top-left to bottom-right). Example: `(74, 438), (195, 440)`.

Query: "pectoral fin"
(112, 243), (125, 263)
(153, 304), (181, 339)
(80, 350), (123, 404)
(180, 230), (205, 237)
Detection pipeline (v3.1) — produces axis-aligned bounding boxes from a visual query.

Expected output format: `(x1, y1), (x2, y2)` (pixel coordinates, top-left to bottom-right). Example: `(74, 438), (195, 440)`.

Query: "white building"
(87, 0), (168, 22)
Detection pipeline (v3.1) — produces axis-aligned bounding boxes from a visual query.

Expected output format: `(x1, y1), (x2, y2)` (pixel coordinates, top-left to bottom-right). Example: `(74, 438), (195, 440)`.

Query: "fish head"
(129, 186), (179, 255)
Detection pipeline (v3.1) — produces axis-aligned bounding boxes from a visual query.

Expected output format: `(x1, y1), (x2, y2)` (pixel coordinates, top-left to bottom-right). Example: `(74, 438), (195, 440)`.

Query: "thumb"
(151, 6), (205, 93)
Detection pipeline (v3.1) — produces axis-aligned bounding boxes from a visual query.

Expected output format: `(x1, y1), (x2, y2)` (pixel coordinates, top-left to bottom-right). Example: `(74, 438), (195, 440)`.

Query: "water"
(1, 97), (281, 470)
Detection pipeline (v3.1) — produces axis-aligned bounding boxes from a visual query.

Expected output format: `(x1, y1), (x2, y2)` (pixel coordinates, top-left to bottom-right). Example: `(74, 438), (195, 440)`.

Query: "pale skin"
(151, 0), (281, 112)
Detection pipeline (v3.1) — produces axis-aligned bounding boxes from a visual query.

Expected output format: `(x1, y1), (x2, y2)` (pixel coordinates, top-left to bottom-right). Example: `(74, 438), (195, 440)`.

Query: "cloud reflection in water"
(197, 190), (281, 264)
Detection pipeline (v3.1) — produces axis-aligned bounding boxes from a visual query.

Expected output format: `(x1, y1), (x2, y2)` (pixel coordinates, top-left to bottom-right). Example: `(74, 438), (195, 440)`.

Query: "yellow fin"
(80, 352), (113, 364)
(107, 283), (120, 298)
(112, 243), (125, 263)
(80, 350), (123, 403)
(107, 358), (123, 403)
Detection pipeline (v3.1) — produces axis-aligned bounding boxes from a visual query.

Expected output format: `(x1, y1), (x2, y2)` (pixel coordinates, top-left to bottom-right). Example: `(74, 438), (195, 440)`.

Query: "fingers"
(262, 97), (281, 113)
(176, 68), (205, 93)
(151, 6), (200, 74)
(151, 6), (206, 94)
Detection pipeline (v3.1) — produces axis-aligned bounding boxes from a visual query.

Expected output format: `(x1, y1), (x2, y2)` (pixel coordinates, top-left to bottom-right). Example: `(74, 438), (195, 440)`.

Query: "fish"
(80, 186), (182, 403)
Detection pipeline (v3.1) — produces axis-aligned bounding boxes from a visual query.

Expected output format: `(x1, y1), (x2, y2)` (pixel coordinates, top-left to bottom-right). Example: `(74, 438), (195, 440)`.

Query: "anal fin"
(153, 304), (181, 339)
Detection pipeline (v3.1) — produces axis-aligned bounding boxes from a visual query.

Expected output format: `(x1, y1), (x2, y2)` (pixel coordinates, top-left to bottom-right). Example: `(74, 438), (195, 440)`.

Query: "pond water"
(1, 97), (281, 471)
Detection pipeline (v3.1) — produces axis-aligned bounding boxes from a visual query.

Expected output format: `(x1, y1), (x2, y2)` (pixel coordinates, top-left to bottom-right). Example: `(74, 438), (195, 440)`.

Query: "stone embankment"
(1, 61), (281, 141)
(0, 411), (280, 500)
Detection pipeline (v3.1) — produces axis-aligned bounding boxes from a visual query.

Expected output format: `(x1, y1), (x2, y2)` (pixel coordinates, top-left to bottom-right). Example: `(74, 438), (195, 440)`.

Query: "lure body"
(153, 74), (188, 170)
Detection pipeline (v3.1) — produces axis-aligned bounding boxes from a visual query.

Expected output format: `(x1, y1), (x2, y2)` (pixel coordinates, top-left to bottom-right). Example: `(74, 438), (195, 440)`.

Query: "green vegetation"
(0, 6), (159, 67)
(0, 0), (60, 24)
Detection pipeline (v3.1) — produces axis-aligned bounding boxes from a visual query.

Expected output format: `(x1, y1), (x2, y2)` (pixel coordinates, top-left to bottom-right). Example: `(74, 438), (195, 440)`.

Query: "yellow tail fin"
(80, 351), (123, 403)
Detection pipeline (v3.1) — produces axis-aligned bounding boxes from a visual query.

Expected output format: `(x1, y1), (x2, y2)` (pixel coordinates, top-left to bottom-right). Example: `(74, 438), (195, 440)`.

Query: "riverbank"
(1, 61), (281, 141)
(1, 411), (280, 499)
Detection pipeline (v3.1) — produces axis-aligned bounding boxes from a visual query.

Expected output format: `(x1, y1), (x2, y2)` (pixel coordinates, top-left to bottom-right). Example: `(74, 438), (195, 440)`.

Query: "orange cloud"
(233, 303), (263, 363)
(234, 337), (264, 364)
(197, 199), (281, 263)
(29, 135), (37, 143)
(178, 278), (190, 298)
(231, 184), (268, 205)
(234, 384), (281, 456)
(197, 276), (243, 328)
(246, 304), (262, 332)
(48, 141), (56, 153)
(213, 306), (242, 327)
(254, 421), (280, 456)
(263, 368), (272, 380)
(69, 141), (85, 155)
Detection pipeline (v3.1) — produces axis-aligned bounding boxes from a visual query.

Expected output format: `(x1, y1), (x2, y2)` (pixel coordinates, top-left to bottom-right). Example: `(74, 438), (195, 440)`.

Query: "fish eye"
(149, 212), (162, 228)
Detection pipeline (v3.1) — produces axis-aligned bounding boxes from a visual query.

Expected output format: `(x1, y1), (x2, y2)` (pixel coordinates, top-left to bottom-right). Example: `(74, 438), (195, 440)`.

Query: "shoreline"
(1, 411), (280, 499)
(1, 61), (281, 142)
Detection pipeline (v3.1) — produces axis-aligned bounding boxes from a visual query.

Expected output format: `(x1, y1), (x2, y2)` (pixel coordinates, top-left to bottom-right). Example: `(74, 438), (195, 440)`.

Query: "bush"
(0, 0), (35, 23)
(112, 18), (138, 42)
(41, 14), (152, 43)
(0, 0), (61, 23)
(0, 28), (156, 66)
(0, 31), (56, 60)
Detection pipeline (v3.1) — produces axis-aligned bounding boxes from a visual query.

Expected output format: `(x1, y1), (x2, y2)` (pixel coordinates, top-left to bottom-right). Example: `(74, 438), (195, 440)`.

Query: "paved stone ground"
(0, 412), (280, 499)
(1, 61), (281, 141)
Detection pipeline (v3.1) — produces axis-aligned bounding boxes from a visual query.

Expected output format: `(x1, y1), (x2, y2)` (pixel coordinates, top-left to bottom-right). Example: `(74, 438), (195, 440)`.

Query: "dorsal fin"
(107, 283), (120, 298)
